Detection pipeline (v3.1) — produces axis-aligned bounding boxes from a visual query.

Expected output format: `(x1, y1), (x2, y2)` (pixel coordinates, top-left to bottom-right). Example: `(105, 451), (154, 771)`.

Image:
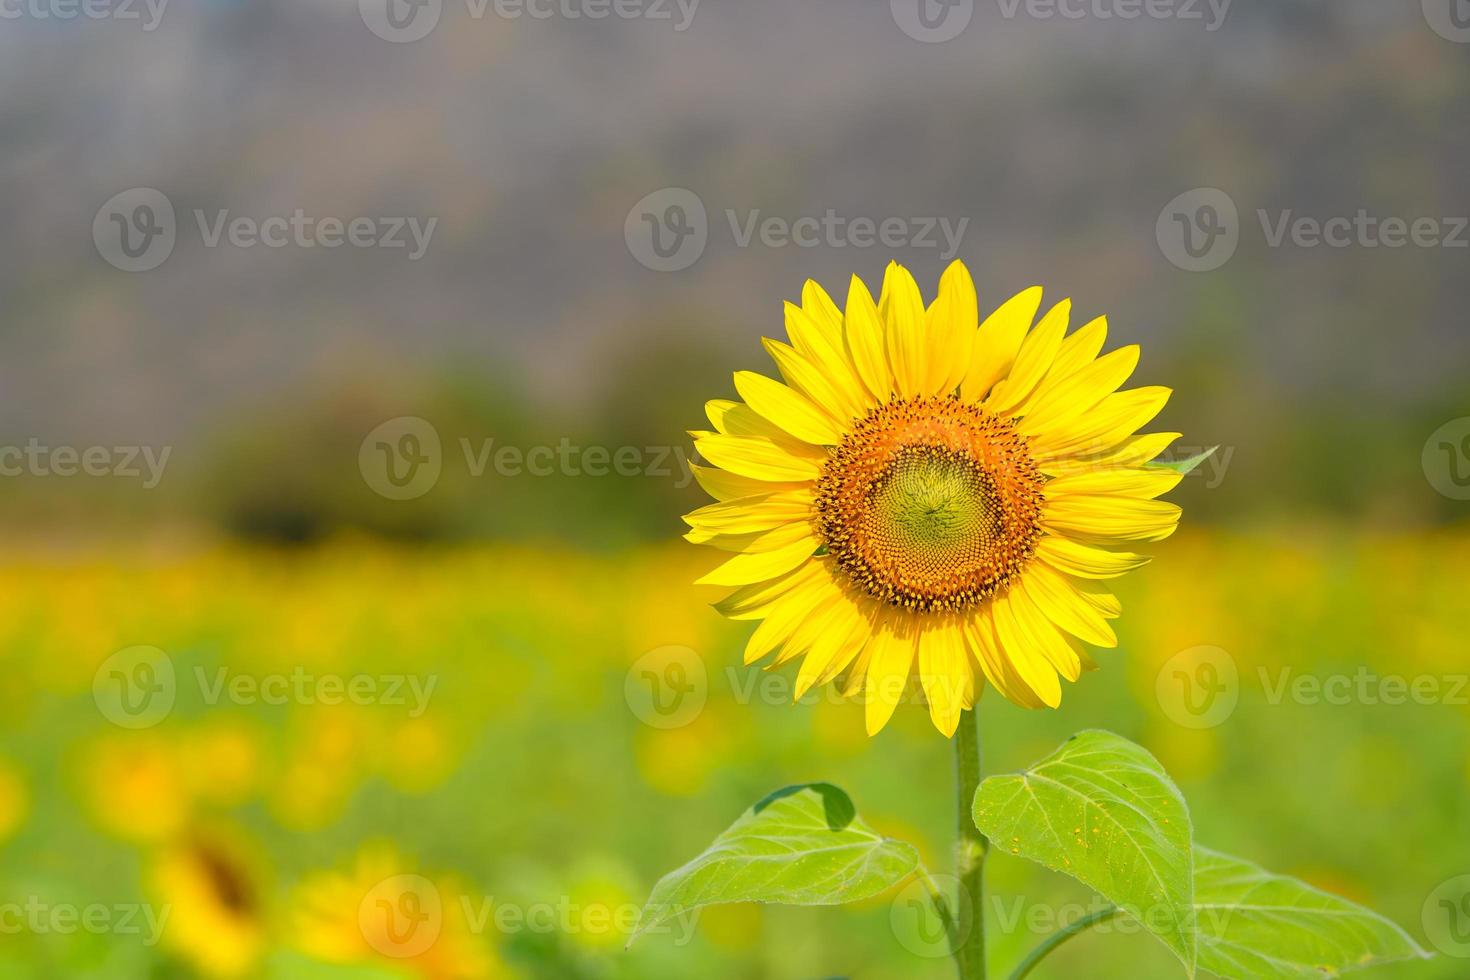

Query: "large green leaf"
(1194, 845), (1432, 979)
(629, 783), (920, 946)
(972, 730), (1197, 975)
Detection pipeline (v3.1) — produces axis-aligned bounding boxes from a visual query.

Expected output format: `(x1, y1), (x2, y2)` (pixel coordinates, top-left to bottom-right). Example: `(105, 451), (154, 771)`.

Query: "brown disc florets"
(814, 397), (1046, 612)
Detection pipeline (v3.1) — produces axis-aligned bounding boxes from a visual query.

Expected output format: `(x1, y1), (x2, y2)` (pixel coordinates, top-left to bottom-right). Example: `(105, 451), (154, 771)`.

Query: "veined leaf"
(1194, 845), (1431, 979)
(972, 730), (1197, 975)
(629, 783), (920, 946)
(1150, 446), (1218, 476)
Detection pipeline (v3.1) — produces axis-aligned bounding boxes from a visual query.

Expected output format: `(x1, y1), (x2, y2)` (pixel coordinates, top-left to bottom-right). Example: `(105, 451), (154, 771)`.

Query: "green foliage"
(1193, 845), (1432, 979)
(629, 783), (921, 946)
(973, 731), (1430, 980)
(972, 730), (1198, 975)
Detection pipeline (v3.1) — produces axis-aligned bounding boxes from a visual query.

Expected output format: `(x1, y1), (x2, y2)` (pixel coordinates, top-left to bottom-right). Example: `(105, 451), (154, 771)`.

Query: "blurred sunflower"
(148, 827), (268, 978)
(290, 843), (507, 980)
(685, 261), (1185, 736)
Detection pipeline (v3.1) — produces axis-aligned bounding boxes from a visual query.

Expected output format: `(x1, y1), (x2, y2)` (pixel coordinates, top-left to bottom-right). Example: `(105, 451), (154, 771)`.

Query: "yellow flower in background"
(290, 843), (505, 980)
(0, 756), (28, 844)
(148, 828), (268, 978)
(179, 716), (264, 809)
(76, 732), (191, 843)
(685, 261), (1184, 736)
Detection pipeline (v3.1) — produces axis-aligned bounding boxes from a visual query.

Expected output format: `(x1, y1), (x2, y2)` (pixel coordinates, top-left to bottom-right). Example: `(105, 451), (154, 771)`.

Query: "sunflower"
(684, 260), (1185, 737)
(147, 827), (267, 978)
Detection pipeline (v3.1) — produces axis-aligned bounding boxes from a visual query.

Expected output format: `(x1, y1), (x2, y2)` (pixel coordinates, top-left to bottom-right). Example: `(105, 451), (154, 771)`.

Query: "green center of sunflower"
(815, 398), (1045, 612)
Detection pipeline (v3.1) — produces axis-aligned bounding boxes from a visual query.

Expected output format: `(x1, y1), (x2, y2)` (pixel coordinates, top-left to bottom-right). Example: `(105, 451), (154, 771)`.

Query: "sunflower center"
(815, 398), (1045, 612)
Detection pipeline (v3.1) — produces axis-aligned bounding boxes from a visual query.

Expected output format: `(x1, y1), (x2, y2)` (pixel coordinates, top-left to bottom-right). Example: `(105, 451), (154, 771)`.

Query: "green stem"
(953, 708), (988, 979)
(1007, 906), (1122, 980)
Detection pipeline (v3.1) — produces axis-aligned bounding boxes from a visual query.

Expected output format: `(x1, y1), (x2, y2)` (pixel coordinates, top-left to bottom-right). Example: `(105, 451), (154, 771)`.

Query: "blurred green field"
(0, 527), (1464, 979)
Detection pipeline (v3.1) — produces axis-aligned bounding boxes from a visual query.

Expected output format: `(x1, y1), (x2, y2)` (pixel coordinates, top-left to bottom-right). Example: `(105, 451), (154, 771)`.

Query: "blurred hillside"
(1, 0), (1468, 540)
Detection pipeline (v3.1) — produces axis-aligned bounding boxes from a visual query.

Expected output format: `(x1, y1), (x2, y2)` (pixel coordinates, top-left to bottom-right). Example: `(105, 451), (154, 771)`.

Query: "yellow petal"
(683, 490), (815, 534)
(691, 464), (808, 502)
(984, 299), (1070, 416)
(1019, 563), (1119, 647)
(705, 399), (826, 457)
(1046, 316), (1108, 379)
(694, 534), (818, 587)
(880, 262), (927, 399)
(1019, 345), (1140, 435)
(694, 434), (824, 482)
(1033, 535), (1150, 579)
(960, 286), (1042, 402)
(713, 561), (824, 619)
(1010, 579), (1084, 682)
(795, 594), (867, 699)
(926, 259), (978, 396)
(843, 275), (893, 402)
(1044, 467), (1182, 500)
(988, 592), (1063, 708)
(683, 520), (813, 551)
(739, 565), (841, 664)
(963, 612), (1044, 709)
(918, 620), (970, 737)
(863, 617), (916, 735)
(784, 302), (873, 419)
(1029, 387), (1173, 460)
(733, 371), (844, 446)
(801, 279), (845, 337)
(763, 338), (864, 427)
(1039, 431), (1181, 477)
(1043, 495), (1182, 544)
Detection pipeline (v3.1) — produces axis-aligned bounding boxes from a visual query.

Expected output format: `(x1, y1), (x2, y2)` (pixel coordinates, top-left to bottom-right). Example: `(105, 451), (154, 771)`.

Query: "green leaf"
(1193, 845), (1432, 979)
(972, 730), (1197, 976)
(1149, 446), (1218, 476)
(629, 783), (920, 946)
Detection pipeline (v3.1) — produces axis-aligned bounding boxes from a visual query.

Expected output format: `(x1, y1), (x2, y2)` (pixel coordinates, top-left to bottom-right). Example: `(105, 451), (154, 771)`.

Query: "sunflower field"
(0, 527), (1464, 979)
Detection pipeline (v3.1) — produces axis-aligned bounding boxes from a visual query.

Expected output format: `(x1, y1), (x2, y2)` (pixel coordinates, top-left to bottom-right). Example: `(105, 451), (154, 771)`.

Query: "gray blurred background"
(1, 0), (1467, 541)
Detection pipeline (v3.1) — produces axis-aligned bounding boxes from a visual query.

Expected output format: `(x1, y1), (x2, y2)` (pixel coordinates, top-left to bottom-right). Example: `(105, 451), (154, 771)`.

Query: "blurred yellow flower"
(180, 716), (264, 809)
(376, 715), (459, 796)
(75, 732), (191, 843)
(148, 827), (268, 978)
(685, 261), (1185, 735)
(290, 843), (508, 980)
(0, 756), (28, 844)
